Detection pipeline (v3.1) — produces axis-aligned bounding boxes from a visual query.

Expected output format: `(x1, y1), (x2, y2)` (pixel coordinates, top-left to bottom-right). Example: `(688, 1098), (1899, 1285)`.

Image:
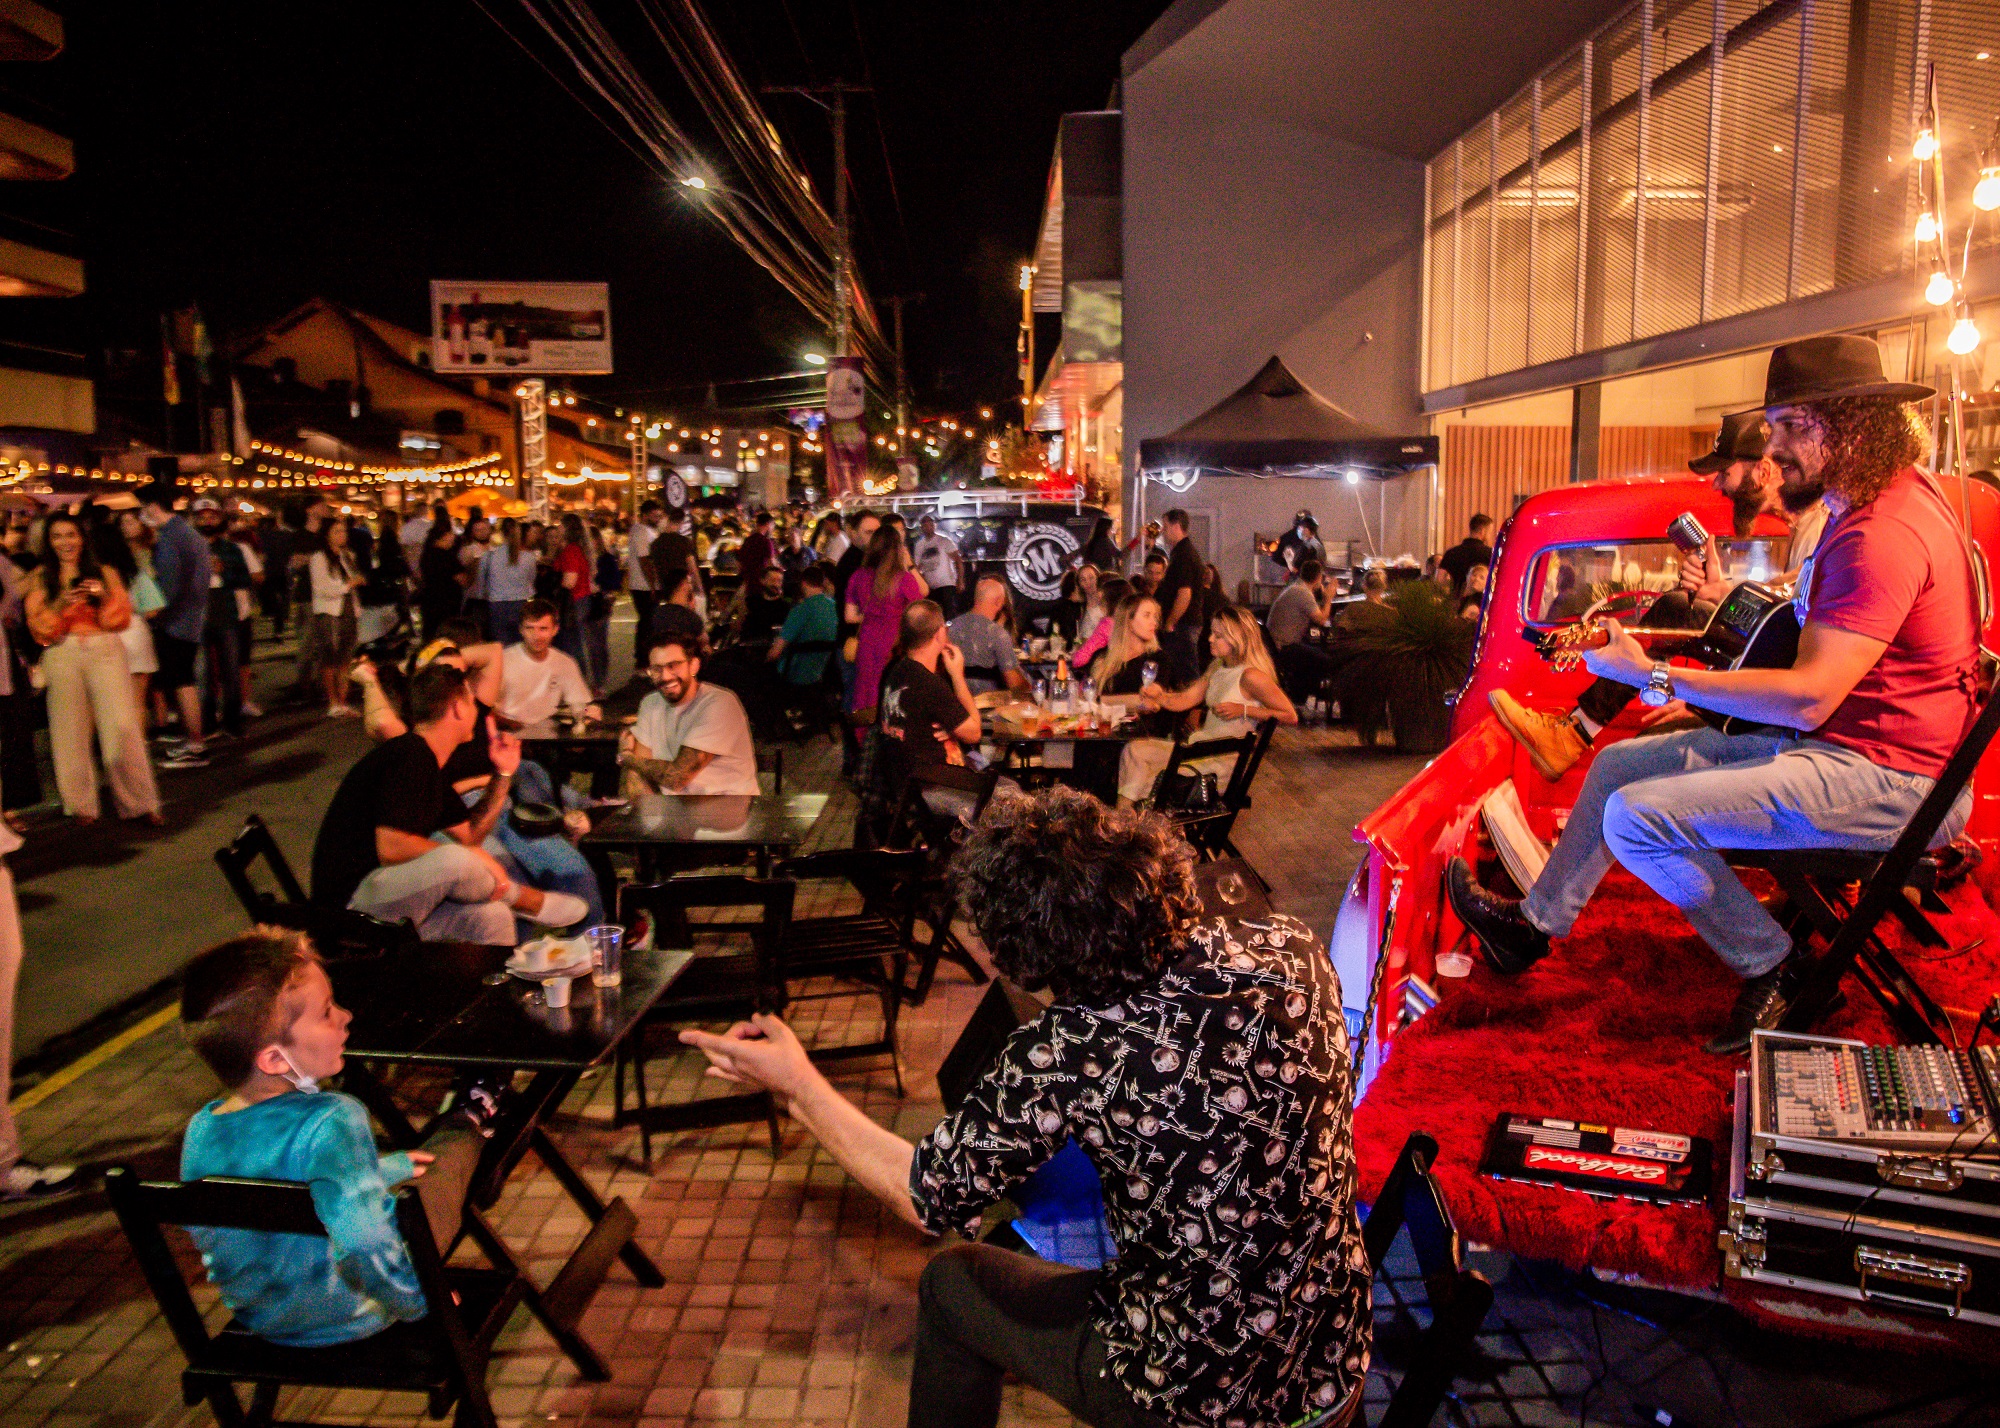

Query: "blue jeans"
(461, 770), (603, 936)
(1523, 726), (1972, 978)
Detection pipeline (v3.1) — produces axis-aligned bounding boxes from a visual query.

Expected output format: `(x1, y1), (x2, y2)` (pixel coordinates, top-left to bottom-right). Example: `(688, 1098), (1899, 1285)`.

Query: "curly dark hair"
(1792, 397), (1935, 510)
(952, 787), (1200, 1007)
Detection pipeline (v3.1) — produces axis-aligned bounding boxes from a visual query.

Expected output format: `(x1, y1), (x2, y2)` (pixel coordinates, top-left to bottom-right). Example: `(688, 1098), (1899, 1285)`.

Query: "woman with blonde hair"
(24, 514), (161, 823)
(1115, 604), (1295, 806)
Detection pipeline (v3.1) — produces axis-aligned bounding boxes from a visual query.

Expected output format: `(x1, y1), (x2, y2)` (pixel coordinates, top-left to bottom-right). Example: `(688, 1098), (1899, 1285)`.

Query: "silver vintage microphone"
(1666, 511), (1710, 555)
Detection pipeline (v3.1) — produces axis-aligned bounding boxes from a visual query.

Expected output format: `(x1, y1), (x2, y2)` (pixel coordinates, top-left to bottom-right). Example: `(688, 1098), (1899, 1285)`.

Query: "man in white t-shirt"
(913, 514), (965, 618)
(498, 599), (601, 725)
(620, 633), (760, 796)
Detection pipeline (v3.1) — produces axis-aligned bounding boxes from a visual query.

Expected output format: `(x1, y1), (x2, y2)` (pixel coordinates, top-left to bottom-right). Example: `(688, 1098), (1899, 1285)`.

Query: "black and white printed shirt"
(909, 915), (1371, 1428)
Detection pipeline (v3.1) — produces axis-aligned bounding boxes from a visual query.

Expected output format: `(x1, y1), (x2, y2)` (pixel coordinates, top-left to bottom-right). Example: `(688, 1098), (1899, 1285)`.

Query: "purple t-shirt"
(1801, 470), (1978, 778)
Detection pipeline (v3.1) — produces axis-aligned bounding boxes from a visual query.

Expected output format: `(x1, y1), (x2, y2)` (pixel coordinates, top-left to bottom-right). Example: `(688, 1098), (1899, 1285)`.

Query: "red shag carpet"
(1352, 867), (2000, 1290)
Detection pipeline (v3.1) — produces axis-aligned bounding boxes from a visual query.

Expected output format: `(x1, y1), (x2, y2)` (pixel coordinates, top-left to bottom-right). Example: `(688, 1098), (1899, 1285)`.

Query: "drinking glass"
(586, 924), (624, 989)
(1214, 870), (1249, 907)
(1140, 659), (1160, 688)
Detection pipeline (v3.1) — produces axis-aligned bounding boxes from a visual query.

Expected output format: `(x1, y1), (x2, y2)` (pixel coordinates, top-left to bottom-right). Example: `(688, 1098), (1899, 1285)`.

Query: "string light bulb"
(1925, 270), (1956, 305)
(1976, 164), (2000, 211)
(1914, 209), (1941, 243)
(1948, 317), (1982, 356)
(1913, 127), (1939, 161)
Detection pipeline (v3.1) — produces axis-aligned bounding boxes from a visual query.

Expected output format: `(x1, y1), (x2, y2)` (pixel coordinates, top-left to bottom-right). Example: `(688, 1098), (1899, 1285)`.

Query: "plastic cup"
(543, 975), (573, 1008)
(587, 924), (624, 989)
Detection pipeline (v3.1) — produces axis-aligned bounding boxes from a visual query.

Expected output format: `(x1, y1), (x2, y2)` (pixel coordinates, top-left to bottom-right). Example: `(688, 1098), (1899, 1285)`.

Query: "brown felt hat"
(1762, 334), (1934, 409)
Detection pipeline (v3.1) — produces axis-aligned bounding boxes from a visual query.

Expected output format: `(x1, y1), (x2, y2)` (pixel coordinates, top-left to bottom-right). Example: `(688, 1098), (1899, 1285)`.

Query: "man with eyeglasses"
(619, 634), (760, 796)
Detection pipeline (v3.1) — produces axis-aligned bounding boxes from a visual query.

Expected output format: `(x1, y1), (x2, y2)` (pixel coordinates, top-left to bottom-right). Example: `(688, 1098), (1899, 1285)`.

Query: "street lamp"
(802, 352), (827, 366)
(680, 175), (708, 190)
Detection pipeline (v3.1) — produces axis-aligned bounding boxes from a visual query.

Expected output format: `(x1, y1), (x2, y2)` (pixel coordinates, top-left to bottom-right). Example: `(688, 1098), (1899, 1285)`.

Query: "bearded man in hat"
(1449, 334), (1976, 1053)
(1488, 408), (1831, 780)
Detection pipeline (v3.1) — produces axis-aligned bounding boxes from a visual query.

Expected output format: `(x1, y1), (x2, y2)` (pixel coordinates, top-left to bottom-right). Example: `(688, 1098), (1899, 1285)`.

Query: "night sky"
(1, 0), (1167, 420)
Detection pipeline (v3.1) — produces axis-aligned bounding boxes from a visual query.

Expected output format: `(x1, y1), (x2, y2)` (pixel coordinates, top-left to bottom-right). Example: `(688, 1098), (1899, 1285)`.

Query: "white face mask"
(274, 1045), (320, 1094)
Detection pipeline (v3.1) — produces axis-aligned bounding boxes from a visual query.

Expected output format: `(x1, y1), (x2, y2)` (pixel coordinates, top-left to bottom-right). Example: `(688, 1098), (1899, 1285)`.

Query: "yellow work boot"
(1488, 690), (1588, 781)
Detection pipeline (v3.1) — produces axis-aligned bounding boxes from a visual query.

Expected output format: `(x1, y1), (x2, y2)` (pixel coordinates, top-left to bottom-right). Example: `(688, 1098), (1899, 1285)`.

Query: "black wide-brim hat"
(1689, 409), (1768, 474)
(1762, 334), (1934, 408)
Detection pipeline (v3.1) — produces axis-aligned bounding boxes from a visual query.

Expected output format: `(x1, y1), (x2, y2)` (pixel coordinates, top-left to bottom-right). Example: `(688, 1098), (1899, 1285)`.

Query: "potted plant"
(1348, 579), (1475, 755)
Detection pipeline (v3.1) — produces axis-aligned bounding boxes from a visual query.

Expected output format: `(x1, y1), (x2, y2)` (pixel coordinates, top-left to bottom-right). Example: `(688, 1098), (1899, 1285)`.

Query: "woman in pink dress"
(844, 524), (927, 717)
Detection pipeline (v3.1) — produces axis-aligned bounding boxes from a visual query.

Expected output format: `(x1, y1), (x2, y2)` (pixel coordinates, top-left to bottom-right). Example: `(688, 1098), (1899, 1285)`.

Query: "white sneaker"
(512, 889), (589, 928)
(241, 701), (264, 717)
(3, 1161), (78, 1201)
(326, 704), (356, 719)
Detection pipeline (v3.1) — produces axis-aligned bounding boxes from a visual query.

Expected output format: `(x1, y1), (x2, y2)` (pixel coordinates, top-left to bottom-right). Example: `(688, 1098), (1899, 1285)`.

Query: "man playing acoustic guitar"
(1450, 335), (1979, 1053)
(1489, 410), (1829, 780)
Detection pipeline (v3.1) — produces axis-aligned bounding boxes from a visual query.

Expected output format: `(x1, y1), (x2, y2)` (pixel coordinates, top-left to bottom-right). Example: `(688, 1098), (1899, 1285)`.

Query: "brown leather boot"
(1488, 690), (1589, 781)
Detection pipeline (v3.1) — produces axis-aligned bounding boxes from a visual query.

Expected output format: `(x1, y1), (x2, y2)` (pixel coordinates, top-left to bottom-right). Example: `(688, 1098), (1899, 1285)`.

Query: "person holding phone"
(24, 514), (161, 823)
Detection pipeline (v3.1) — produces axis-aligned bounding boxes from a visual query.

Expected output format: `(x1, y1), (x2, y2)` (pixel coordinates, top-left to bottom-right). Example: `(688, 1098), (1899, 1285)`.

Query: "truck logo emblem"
(1005, 522), (1079, 601)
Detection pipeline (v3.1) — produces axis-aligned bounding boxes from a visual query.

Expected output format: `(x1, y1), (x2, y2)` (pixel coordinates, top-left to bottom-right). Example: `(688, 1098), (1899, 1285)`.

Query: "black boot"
(1704, 963), (1792, 1055)
(1445, 857), (1550, 975)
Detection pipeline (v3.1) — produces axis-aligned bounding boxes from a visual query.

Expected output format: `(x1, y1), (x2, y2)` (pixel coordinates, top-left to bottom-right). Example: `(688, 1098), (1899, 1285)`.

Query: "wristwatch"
(1639, 660), (1675, 708)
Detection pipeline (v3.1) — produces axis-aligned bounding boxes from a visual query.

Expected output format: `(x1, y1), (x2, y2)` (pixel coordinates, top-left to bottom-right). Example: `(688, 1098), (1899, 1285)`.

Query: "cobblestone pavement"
(2, 710), (1994, 1427)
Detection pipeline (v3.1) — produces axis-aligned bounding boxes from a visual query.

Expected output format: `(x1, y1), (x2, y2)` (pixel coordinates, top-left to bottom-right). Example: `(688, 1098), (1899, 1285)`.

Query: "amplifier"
(1746, 1030), (2000, 1222)
(1725, 1070), (2000, 1325)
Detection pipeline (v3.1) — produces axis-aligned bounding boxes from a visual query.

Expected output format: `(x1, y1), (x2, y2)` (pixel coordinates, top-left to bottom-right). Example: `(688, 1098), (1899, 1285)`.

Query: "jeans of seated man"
(461, 768), (603, 937)
(348, 842), (515, 945)
(1520, 724), (1973, 976)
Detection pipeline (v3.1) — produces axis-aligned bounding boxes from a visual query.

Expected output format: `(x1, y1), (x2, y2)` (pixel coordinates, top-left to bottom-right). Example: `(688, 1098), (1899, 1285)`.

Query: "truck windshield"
(1523, 536), (1791, 626)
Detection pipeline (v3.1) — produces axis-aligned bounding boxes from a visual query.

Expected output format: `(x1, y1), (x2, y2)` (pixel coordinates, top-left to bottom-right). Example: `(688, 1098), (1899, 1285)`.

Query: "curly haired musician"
(1450, 335), (1979, 1054)
(1490, 410), (1829, 780)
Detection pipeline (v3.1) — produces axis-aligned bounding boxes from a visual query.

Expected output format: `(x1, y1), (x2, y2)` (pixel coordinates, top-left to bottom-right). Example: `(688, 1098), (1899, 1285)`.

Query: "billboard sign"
(431, 281), (612, 374)
(824, 356), (867, 498)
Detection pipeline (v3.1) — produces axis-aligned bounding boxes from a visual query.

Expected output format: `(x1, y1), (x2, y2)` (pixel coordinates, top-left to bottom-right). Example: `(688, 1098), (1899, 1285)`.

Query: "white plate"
(507, 937), (592, 981)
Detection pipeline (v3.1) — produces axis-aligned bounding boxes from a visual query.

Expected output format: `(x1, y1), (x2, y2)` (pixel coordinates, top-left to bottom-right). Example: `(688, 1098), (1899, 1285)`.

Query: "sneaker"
(511, 889), (589, 928)
(1488, 690), (1590, 781)
(241, 701), (264, 717)
(206, 729), (238, 744)
(158, 747), (209, 770)
(3, 1161), (79, 1202)
(326, 704), (357, 719)
(438, 1073), (510, 1137)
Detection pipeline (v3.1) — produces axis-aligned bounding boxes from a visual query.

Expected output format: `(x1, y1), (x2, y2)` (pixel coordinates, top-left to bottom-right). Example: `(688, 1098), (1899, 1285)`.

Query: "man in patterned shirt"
(682, 789), (1370, 1428)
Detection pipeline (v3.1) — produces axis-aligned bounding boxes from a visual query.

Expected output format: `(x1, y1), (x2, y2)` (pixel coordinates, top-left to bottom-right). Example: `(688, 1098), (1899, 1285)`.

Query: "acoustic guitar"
(1535, 580), (1800, 736)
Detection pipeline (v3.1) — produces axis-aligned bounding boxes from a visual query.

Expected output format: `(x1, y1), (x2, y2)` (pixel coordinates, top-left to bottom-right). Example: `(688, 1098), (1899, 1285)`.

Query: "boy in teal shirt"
(178, 929), (494, 1348)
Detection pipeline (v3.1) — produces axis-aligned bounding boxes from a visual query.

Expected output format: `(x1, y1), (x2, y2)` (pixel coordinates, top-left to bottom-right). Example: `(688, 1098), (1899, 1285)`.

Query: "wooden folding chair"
(105, 1166), (519, 1428)
(214, 814), (415, 958)
(611, 875), (796, 1164)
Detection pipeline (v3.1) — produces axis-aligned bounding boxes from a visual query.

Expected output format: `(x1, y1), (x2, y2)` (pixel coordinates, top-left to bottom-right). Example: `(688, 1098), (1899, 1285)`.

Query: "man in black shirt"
(645, 512), (698, 607)
(832, 509), (880, 636)
(730, 563), (792, 645)
(877, 600), (980, 786)
(650, 567), (709, 653)
(310, 663), (586, 943)
(1438, 513), (1494, 594)
(1152, 507), (1206, 672)
(682, 790), (1370, 1428)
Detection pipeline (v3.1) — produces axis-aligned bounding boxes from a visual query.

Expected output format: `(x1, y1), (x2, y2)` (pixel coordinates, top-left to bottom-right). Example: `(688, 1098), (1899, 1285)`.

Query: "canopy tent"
(1137, 357), (1436, 477)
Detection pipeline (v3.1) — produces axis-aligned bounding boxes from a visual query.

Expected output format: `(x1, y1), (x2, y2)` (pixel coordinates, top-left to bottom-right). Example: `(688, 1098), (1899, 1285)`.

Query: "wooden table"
(581, 792), (828, 880)
(517, 716), (624, 796)
(332, 941), (691, 1381)
(982, 713), (1144, 801)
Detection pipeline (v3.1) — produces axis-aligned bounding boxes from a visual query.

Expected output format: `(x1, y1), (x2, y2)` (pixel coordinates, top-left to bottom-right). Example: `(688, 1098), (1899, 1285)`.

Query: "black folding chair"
(1363, 1132), (1495, 1428)
(774, 638), (843, 741)
(882, 764), (1000, 1001)
(1723, 684), (2000, 1043)
(1155, 718), (1277, 860)
(611, 876), (796, 1164)
(105, 1167), (519, 1428)
(773, 847), (933, 1091)
(214, 814), (416, 959)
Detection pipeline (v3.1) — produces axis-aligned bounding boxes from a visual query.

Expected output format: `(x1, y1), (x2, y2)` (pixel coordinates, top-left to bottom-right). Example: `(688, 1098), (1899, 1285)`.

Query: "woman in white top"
(114, 510), (161, 727)
(1116, 604), (1296, 805)
(308, 518), (365, 717)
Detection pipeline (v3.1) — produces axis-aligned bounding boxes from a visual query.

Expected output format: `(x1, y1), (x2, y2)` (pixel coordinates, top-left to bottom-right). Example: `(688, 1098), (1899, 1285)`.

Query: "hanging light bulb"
(1914, 209), (1941, 243)
(1948, 317), (1982, 356)
(1913, 127), (1939, 161)
(1976, 164), (2000, 211)
(1926, 270), (1956, 305)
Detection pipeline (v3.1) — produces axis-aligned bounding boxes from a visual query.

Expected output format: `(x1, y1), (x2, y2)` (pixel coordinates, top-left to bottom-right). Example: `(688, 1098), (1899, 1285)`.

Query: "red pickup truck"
(1333, 471), (2000, 1086)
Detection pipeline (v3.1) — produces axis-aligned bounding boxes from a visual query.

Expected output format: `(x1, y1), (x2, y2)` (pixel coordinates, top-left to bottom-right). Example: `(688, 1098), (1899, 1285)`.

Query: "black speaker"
(936, 979), (1045, 1112)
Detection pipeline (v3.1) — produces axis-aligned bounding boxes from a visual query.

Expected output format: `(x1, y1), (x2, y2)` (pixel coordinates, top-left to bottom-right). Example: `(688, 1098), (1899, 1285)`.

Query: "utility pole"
(764, 82), (871, 361)
(886, 293), (923, 455)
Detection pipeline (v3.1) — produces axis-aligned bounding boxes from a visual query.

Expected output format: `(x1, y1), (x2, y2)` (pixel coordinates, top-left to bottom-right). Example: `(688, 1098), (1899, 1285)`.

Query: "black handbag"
(1150, 767), (1218, 813)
